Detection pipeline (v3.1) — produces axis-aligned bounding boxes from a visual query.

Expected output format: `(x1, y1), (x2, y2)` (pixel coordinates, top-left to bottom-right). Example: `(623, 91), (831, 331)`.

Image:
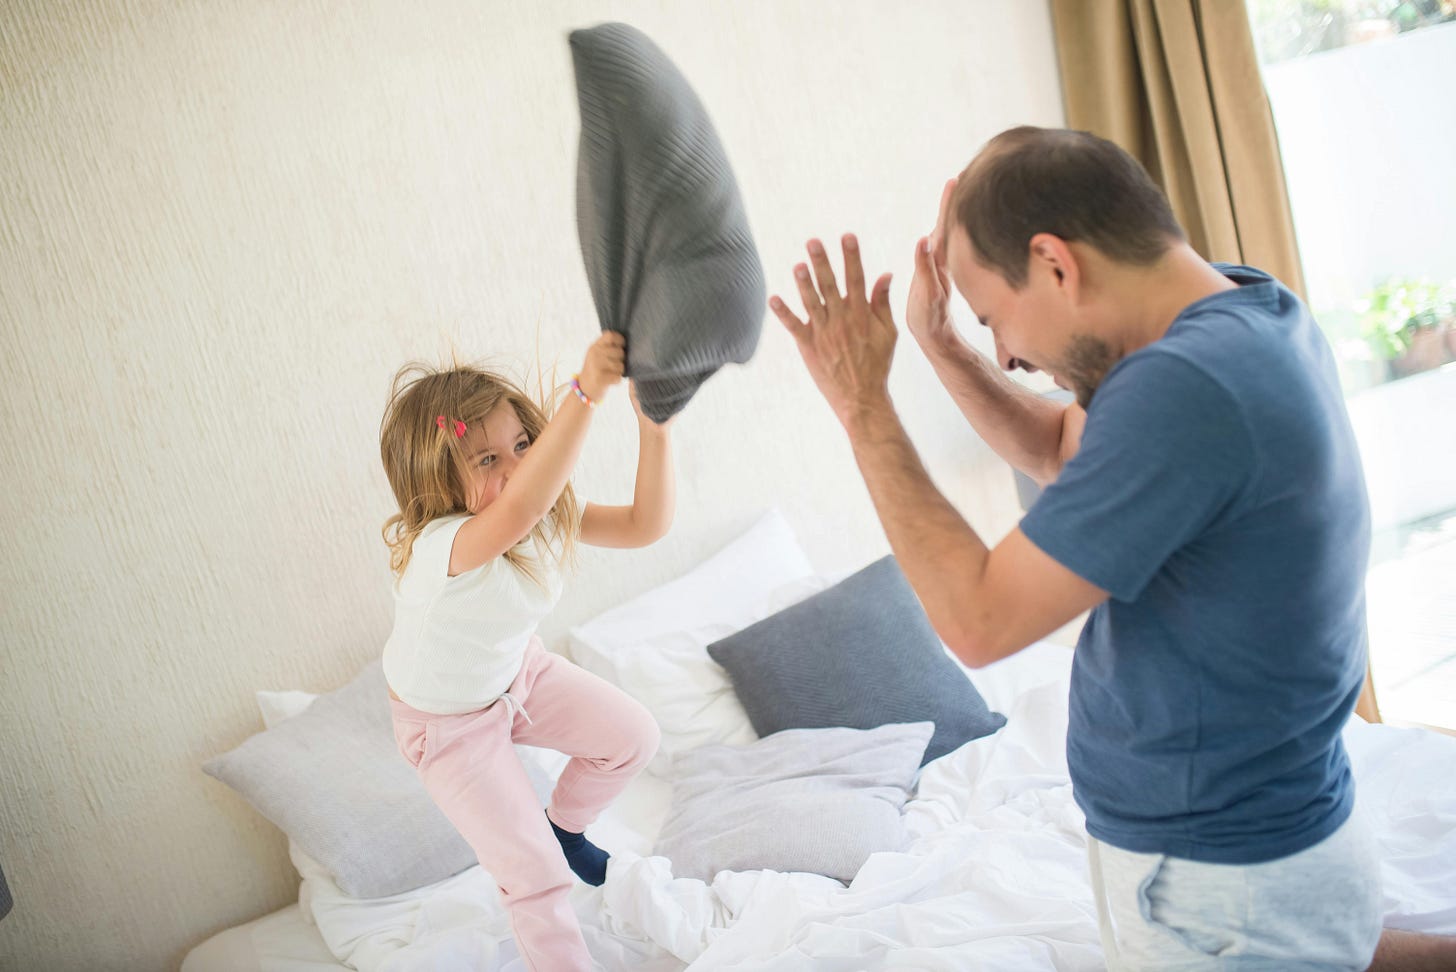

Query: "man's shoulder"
(1094, 343), (1244, 426)
(1112, 296), (1303, 414)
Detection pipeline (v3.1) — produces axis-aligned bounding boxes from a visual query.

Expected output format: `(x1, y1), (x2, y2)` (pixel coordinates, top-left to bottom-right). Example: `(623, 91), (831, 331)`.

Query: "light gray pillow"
(654, 721), (934, 884)
(570, 22), (765, 423)
(707, 556), (1007, 765)
(202, 660), (554, 898)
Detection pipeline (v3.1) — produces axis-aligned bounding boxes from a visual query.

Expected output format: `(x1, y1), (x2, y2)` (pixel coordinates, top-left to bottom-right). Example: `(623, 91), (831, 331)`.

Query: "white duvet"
(299, 649), (1456, 971)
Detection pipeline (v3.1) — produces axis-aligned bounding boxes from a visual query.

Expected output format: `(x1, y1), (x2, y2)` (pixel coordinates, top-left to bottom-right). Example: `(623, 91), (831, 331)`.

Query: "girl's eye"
(515, 440), (529, 452)
(479, 455), (495, 467)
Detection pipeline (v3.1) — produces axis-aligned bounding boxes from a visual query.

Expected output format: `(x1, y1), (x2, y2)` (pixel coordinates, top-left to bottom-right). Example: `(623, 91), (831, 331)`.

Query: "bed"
(185, 512), (1456, 971)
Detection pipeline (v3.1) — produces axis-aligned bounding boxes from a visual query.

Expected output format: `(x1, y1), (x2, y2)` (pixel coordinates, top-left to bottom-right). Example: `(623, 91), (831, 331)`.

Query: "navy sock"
(547, 810), (609, 887)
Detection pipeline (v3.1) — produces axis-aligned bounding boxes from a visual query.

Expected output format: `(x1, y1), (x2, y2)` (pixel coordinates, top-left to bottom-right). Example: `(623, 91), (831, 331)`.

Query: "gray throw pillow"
(202, 660), (554, 898)
(570, 22), (765, 423)
(707, 556), (1007, 765)
(654, 721), (934, 883)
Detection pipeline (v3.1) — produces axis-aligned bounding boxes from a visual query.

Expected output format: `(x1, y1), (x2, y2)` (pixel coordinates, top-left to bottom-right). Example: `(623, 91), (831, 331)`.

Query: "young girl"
(378, 331), (670, 971)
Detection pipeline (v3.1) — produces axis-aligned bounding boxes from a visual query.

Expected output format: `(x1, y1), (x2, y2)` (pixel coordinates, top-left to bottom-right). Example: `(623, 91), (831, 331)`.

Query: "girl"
(378, 331), (669, 971)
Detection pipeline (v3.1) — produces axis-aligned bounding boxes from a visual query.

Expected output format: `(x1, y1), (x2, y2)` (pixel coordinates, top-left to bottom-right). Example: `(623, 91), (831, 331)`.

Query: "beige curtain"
(1049, 0), (1306, 300)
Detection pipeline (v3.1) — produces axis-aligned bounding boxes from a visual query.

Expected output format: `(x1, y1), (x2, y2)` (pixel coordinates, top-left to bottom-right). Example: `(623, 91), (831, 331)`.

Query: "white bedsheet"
(285, 643), (1456, 971)
(181, 903), (346, 972)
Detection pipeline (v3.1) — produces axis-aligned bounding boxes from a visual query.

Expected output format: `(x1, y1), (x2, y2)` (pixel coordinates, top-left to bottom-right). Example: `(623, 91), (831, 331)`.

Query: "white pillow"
(256, 688), (317, 729)
(568, 509), (824, 775)
(654, 721), (935, 883)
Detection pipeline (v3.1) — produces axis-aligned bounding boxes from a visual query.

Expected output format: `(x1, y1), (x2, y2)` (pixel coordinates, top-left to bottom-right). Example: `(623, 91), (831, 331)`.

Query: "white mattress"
(183, 642), (1456, 971)
(180, 903), (345, 972)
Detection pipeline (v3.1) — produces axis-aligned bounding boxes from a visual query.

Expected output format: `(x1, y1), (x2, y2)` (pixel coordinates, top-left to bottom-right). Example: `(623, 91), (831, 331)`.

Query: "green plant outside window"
(1356, 277), (1456, 359)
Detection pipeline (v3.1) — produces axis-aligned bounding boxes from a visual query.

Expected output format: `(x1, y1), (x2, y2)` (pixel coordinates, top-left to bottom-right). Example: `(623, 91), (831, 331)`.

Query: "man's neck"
(1106, 245), (1238, 356)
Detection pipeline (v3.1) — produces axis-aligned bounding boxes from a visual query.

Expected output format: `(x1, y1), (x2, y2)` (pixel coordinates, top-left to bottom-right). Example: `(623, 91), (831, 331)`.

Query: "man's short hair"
(951, 126), (1185, 288)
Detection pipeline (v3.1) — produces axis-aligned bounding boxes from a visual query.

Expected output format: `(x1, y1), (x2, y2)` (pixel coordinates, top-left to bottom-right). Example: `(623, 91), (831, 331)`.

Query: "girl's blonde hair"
(380, 360), (580, 583)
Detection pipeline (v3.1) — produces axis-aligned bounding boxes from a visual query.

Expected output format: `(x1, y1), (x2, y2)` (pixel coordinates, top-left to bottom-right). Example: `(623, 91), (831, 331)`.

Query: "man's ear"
(1028, 233), (1079, 301)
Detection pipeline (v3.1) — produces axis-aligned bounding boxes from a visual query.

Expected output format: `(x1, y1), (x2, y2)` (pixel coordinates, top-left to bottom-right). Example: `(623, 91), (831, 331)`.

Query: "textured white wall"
(0, 1), (1064, 967)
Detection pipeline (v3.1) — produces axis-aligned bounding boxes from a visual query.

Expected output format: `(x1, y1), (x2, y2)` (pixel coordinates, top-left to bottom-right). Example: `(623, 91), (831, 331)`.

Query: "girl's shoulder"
(415, 513), (472, 563)
(408, 513), (564, 585)
(420, 512), (471, 541)
(397, 514), (475, 594)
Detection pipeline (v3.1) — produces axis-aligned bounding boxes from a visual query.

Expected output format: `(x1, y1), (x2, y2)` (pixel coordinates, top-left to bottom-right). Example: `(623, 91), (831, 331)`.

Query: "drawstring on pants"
(495, 691), (534, 727)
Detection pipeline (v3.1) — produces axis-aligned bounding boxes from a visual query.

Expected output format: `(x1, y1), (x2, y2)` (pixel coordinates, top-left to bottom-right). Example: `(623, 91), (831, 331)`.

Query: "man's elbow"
(940, 622), (1004, 670)
(1030, 454), (1064, 490)
(946, 642), (999, 669)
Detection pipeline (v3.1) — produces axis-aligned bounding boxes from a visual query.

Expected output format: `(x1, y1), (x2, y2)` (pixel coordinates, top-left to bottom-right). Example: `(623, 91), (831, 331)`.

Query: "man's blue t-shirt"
(1020, 265), (1370, 864)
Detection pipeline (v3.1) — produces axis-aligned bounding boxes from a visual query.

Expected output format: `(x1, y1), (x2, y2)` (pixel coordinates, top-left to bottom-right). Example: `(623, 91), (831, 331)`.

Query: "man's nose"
(994, 338), (1019, 372)
(994, 337), (1036, 374)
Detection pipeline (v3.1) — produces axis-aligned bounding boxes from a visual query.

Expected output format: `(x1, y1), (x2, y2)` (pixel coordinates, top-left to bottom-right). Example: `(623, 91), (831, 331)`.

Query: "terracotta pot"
(1392, 323), (1456, 379)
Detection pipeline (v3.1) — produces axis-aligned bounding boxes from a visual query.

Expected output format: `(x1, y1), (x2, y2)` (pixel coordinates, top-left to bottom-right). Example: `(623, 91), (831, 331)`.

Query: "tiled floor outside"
(1367, 508), (1456, 733)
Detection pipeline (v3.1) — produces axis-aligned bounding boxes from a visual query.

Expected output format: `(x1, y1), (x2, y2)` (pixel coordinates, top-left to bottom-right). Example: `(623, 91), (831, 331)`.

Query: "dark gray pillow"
(570, 22), (764, 423)
(707, 556), (1007, 765)
(654, 722), (934, 883)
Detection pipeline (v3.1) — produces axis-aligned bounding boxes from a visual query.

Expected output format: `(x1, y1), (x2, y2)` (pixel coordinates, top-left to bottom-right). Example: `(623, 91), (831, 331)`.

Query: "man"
(770, 126), (1450, 970)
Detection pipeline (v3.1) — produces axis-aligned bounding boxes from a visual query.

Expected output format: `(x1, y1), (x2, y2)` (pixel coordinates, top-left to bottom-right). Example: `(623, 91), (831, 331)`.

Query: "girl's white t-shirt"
(383, 514), (564, 715)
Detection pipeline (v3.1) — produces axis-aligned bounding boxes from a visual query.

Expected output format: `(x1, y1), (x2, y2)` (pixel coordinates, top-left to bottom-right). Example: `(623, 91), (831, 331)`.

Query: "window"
(1249, 0), (1456, 731)
(1250, 0), (1454, 65)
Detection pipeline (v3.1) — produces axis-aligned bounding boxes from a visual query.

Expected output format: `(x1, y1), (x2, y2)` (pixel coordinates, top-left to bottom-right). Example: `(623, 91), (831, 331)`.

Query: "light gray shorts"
(1088, 811), (1383, 970)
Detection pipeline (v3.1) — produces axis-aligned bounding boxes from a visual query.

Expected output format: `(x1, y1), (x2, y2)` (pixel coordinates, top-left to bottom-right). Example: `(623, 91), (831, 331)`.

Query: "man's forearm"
(917, 331), (1067, 484)
(844, 397), (993, 651)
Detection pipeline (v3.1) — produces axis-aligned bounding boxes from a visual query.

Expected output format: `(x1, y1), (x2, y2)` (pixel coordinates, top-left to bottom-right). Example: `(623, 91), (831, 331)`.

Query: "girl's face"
(460, 401), (531, 514)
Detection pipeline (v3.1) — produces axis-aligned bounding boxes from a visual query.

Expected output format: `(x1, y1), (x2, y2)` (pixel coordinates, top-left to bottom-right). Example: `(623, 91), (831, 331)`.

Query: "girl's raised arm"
(579, 382), (675, 549)
(449, 333), (625, 574)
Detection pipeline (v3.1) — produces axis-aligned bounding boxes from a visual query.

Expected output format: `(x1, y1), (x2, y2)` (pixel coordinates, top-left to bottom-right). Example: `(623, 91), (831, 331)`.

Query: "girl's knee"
(619, 703), (660, 770)
(638, 710), (661, 761)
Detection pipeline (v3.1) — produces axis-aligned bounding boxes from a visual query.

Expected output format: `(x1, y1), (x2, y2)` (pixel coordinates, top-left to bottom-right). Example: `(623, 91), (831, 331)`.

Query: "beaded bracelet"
(570, 374), (597, 409)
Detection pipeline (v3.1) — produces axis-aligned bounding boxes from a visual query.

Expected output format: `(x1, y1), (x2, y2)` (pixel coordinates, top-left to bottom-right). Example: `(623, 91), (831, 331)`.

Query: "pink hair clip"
(435, 415), (467, 438)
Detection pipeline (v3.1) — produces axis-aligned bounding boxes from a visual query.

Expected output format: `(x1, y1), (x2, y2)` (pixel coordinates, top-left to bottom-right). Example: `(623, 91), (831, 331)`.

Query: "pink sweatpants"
(389, 638), (660, 972)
